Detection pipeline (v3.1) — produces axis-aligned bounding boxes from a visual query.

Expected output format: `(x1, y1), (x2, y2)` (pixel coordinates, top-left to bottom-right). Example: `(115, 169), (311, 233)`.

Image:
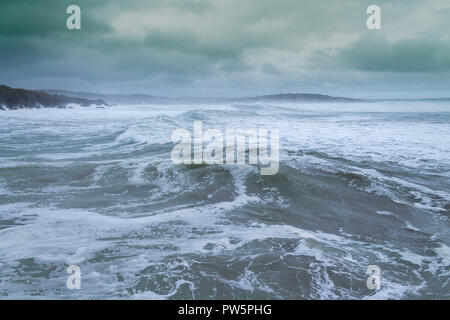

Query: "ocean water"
(0, 101), (449, 299)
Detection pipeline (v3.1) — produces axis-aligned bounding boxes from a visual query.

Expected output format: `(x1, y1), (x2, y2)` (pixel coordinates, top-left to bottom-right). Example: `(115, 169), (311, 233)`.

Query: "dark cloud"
(338, 34), (450, 72)
(0, 0), (449, 97)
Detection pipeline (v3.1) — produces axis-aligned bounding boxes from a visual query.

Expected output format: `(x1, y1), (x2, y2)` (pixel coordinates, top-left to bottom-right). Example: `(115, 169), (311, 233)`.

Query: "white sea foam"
(1, 102), (449, 299)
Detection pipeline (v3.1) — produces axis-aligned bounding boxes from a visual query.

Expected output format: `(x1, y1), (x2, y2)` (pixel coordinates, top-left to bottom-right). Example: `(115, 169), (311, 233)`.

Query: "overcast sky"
(1, 0), (450, 98)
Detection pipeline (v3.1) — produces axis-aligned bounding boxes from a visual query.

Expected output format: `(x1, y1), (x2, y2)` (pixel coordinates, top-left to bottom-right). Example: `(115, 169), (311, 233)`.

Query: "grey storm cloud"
(1, 0), (450, 97)
(336, 34), (450, 72)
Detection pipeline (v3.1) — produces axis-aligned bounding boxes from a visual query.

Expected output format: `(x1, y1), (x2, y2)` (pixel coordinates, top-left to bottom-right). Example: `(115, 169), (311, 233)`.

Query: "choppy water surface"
(0, 101), (449, 299)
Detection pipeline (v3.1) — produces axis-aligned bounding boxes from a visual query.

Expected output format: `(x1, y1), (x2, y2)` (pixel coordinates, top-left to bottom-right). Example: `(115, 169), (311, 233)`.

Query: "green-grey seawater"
(0, 102), (449, 299)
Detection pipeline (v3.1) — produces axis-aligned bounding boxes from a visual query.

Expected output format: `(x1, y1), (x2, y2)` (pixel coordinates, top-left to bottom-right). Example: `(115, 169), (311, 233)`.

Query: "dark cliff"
(0, 85), (107, 110)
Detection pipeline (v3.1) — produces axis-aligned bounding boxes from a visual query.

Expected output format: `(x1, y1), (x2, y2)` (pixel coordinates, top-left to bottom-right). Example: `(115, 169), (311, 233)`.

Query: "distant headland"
(44, 89), (363, 105)
(0, 85), (107, 110)
(1, 85), (364, 109)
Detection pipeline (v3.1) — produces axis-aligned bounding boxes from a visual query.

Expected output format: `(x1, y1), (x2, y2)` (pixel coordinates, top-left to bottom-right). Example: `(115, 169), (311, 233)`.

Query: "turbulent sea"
(0, 101), (449, 299)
